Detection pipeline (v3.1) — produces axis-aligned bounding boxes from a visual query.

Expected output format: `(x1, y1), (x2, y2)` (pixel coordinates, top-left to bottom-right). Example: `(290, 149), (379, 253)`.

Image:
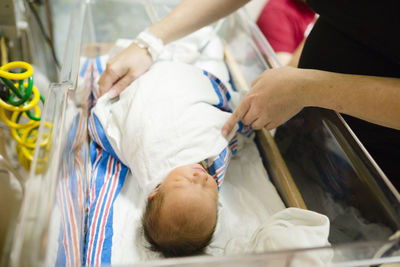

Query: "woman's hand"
(222, 66), (308, 136)
(98, 43), (153, 98)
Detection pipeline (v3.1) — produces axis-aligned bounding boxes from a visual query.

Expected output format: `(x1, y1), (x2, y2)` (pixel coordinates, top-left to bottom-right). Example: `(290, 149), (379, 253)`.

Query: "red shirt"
(257, 0), (315, 53)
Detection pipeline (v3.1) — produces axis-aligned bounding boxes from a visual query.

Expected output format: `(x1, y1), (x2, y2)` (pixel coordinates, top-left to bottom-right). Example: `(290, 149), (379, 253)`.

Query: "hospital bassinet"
(2, 0), (400, 266)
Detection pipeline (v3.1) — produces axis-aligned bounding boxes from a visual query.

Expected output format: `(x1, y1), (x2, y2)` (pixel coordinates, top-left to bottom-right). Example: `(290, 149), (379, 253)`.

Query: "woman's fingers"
(108, 73), (135, 98)
(222, 96), (251, 137)
(98, 64), (122, 96)
(224, 67), (307, 136)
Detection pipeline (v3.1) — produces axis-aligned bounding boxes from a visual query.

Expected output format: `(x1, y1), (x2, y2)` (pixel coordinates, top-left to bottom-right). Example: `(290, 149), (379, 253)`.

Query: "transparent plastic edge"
(9, 82), (69, 267)
(334, 112), (400, 202)
(60, 2), (86, 87)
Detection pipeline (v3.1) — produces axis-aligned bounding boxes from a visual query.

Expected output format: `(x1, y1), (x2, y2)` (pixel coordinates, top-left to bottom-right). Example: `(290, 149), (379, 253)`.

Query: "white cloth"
(92, 61), (237, 196)
(225, 208), (332, 265)
(225, 208), (330, 252)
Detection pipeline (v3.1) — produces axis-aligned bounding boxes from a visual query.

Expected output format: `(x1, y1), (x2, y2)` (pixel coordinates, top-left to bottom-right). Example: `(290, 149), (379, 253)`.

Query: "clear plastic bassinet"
(5, 1), (400, 266)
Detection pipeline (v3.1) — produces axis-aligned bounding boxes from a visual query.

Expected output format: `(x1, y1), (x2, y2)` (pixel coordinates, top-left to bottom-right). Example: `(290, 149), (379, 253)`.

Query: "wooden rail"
(224, 45), (307, 209)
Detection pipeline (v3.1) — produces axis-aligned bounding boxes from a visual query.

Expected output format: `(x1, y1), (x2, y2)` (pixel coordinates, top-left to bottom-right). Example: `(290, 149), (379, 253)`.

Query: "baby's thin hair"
(142, 192), (216, 258)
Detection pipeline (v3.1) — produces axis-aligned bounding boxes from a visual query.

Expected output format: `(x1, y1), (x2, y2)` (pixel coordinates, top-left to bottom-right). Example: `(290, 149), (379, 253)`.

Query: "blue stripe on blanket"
(203, 70), (232, 112)
(79, 58), (90, 78)
(89, 113), (121, 162)
(237, 121), (254, 137)
(102, 161), (127, 264)
(55, 113), (88, 267)
(56, 224), (66, 267)
(207, 147), (232, 191)
(86, 105), (130, 266)
(85, 145), (128, 266)
(96, 57), (104, 75)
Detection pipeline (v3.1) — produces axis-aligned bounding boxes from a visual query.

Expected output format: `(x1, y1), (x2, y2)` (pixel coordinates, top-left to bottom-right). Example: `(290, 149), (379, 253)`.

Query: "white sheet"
(110, 136), (331, 264)
(110, 133), (287, 263)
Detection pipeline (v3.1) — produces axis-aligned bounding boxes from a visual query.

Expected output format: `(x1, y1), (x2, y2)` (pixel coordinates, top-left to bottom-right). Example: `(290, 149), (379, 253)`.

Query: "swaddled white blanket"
(92, 61), (239, 196)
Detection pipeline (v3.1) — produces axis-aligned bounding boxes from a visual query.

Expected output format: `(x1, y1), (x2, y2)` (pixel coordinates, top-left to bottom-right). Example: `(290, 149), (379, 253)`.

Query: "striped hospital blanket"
(84, 64), (252, 266)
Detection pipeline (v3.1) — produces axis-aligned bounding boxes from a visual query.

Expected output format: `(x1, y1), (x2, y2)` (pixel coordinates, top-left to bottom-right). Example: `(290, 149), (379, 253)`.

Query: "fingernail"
(222, 129), (228, 137)
(109, 90), (117, 98)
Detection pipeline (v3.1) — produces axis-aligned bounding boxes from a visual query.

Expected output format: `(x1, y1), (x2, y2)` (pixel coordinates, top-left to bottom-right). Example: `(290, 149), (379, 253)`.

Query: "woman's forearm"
(149, 0), (250, 44)
(303, 69), (400, 130)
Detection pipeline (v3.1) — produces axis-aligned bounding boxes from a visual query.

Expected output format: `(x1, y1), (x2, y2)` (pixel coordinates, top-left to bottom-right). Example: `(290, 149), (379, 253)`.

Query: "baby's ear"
(147, 185), (160, 201)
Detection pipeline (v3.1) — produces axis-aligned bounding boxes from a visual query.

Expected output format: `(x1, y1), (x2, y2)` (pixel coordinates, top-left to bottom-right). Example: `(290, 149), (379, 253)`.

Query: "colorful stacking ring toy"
(0, 61), (51, 171)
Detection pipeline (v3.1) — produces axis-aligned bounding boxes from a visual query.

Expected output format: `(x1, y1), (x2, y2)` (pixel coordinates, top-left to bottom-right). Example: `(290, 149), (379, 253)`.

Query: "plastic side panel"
(60, 3), (86, 85)
(10, 80), (91, 267)
(116, 238), (400, 267)
(10, 3), (89, 266)
(15, 6), (95, 264)
(220, 8), (400, 246)
(10, 82), (69, 266)
(275, 107), (400, 244)
(0, 156), (23, 267)
(220, 11), (271, 89)
(9, 1), (170, 266)
(84, 1), (153, 43)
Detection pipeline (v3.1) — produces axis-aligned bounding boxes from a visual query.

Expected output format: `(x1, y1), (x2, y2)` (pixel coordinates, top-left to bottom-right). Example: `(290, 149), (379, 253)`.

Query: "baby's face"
(160, 163), (218, 200)
(155, 164), (219, 233)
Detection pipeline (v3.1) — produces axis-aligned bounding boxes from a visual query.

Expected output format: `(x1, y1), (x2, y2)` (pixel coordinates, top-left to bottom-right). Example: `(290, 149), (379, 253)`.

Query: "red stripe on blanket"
(57, 185), (70, 267)
(64, 168), (80, 267)
(90, 146), (103, 211)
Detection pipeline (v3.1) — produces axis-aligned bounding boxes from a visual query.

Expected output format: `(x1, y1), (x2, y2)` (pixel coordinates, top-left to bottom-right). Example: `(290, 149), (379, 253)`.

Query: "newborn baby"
(89, 61), (251, 258)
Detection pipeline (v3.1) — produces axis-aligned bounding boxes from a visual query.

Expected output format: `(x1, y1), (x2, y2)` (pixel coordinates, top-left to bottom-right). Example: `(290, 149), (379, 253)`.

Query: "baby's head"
(142, 163), (219, 257)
